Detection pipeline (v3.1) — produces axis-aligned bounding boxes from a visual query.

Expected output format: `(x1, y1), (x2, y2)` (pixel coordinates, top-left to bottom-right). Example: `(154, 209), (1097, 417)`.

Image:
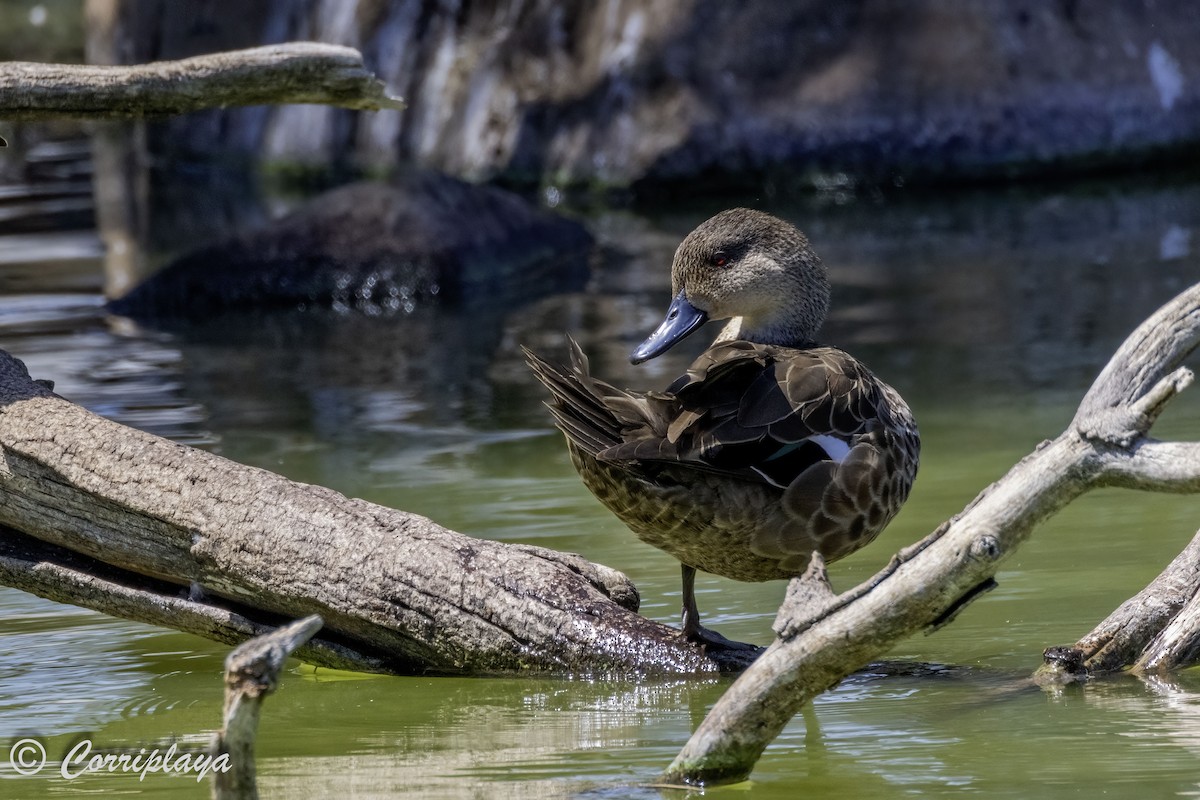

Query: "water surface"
(1, 177), (1199, 798)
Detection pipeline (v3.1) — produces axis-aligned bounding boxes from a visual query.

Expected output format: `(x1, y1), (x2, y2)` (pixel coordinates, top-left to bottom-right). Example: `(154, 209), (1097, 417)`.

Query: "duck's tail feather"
(523, 337), (627, 457)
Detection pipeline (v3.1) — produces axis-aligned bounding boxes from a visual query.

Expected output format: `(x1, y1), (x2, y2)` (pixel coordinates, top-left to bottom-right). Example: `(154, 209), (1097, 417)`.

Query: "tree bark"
(0, 349), (757, 676)
(0, 43), (403, 119)
(662, 282), (1200, 786)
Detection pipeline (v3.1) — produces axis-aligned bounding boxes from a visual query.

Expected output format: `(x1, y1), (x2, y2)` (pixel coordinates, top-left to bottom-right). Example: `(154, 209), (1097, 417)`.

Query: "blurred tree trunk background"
(79, 0), (1200, 191)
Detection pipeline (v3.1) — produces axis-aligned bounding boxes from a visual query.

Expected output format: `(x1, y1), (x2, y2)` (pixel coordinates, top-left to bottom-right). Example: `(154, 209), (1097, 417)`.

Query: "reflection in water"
(1072, 673), (1200, 788)
(72, 180), (1200, 471)
(1, 297), (216, 446)
(0, 595), (150, 741)
(1, 173), (1199, 798)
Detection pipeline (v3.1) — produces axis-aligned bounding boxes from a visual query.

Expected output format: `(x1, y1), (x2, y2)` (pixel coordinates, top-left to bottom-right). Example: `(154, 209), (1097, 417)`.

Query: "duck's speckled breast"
(569, 416), (915, 583)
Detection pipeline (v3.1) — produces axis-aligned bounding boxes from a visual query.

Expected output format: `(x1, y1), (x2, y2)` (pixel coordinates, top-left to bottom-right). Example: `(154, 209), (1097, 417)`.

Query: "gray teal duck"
(526, 208), (920, 649)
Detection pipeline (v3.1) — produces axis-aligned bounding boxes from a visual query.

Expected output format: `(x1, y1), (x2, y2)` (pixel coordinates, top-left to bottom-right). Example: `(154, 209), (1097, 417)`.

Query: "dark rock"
(108, 170), (592, 319)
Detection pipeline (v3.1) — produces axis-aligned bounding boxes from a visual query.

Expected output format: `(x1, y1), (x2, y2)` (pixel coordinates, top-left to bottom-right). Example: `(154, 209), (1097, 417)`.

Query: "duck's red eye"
(710, 252), (728, 268)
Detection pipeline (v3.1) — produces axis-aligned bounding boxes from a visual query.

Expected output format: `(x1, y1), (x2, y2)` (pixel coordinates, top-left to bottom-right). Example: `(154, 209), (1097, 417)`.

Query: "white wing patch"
(809, 434), (851, 463)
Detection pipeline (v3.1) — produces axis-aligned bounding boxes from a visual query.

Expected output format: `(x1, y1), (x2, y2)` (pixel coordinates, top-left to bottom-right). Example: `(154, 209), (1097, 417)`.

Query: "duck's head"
(631, 208), (831, 364)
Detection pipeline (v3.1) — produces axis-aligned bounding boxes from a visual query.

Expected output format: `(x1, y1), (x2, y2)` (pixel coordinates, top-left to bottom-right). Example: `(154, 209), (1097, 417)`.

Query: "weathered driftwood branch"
(212, 615), (322, 800)
(1037, 525), (1200, 683)
(0, 43), (403, 119)
(663, 282), (1200, 786)
(0, 349), (757, 676)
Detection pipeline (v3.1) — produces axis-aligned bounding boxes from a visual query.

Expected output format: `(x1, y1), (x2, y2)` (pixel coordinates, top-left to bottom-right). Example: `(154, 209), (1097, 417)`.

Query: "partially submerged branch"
(0, 43), (404, 119)
(212, 615), (323, 800)
(0, 525), (383, 671)
(664, 283), (1200, 786)
(1140, 581), (1200, 672)
(1037, 526), (1200, 683)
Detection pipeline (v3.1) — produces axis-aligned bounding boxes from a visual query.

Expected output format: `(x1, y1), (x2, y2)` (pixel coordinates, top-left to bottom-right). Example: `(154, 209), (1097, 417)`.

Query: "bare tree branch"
(1098, 441), (1200, 492)
(1073, 289), (1200, 443)
(1037, 526), (1200, 682)
(0, 525), (384, 671)
(212, 615), (323, 800)
(1137, 585), (1200, 672)
(0, 43), (404, 119)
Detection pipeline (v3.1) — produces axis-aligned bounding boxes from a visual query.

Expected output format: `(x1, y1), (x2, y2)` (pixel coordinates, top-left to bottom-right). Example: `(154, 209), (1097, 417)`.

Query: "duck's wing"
(598, 341), (884, 490)
(604, 340), (908, 561)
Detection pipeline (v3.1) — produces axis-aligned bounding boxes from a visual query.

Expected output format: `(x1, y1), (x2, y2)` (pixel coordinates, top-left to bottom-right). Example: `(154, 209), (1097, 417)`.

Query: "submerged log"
(0, 43), (403, 119)
(0, 348), (756, 676)
(663, 282), (1200, 786)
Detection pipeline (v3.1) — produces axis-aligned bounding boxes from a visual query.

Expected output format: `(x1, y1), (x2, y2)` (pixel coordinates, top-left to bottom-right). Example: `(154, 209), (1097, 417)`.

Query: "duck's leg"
(679, 564), (757, 651)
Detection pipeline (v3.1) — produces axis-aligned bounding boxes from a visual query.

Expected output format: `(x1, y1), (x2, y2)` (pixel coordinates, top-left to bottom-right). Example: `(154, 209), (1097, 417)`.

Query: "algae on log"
(0, 349), (757, 676)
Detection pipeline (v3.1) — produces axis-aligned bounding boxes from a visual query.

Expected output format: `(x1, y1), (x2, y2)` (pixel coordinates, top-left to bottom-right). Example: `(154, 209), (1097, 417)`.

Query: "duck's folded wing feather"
(524, 340), (626, 456)
(600, 342), (883, 489)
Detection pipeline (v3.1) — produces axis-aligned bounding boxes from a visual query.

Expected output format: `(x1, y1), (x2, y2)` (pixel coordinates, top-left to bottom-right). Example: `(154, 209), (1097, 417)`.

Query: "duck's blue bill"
(630, 290), (708, 364)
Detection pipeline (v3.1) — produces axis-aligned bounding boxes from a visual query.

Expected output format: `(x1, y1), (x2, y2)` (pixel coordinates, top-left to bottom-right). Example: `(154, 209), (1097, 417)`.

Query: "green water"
(3, 181), (1200, 798)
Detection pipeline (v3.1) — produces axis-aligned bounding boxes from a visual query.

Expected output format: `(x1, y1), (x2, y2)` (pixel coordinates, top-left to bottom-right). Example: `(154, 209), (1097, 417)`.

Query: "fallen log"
(0, 349), (756, 675)
(662, 282), (1200, 786)
(0, 43), (403, 119)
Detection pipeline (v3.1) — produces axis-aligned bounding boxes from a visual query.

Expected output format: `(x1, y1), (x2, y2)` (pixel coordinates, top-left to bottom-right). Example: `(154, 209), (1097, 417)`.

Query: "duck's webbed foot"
(680, 564), (758, 652)
(681, 617), (760, 652)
